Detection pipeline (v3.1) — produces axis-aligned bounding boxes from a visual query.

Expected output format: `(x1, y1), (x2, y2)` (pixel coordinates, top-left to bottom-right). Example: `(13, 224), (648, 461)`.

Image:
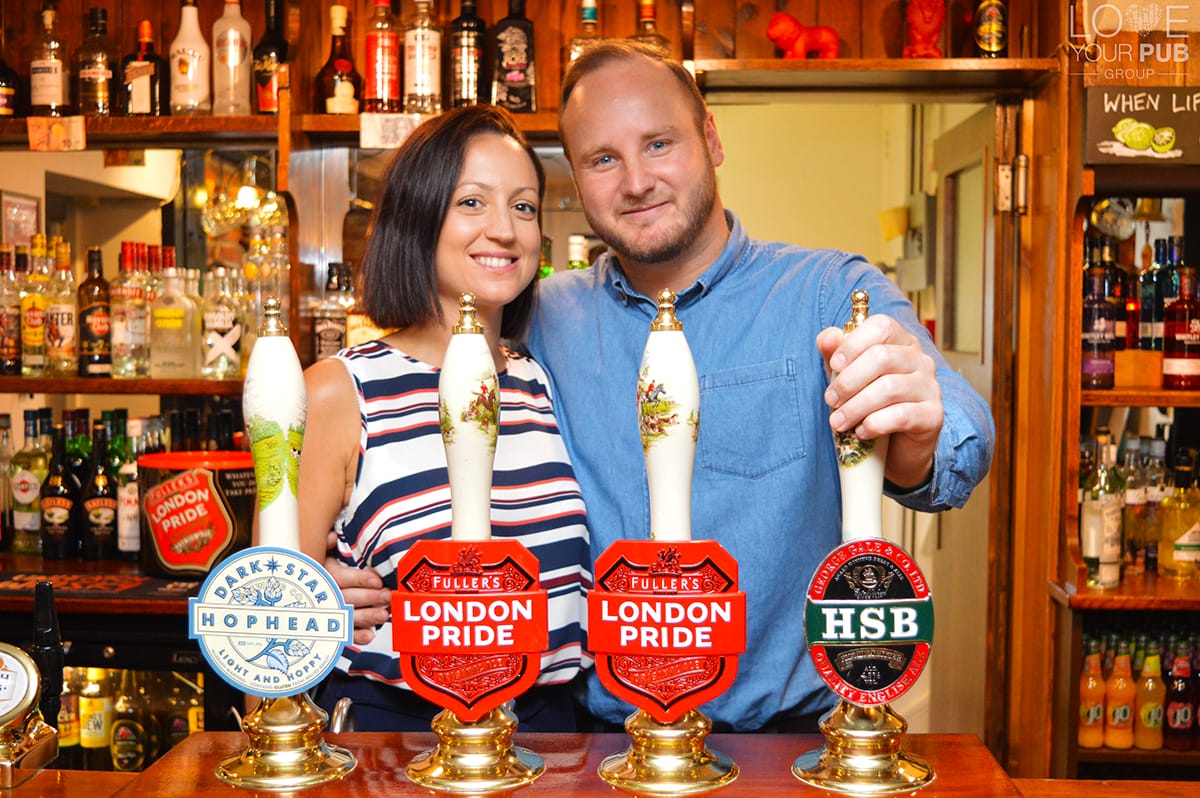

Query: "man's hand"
(327, 532), (391, 645)
(817, 314), (943, 490)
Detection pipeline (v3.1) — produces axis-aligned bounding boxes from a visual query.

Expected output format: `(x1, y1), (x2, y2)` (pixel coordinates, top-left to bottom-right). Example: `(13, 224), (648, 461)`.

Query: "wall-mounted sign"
(1086, 87), (1200, 165)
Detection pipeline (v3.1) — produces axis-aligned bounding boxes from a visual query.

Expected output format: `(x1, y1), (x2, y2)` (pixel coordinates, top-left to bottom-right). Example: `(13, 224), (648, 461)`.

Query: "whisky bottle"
(363, 0), (402, 112)
(629, 0), (669, 54)
(29, 3), (72, 117)
(169, 0), (212, 115)
(123, 19), (169, 116)
(973, 0), (1007, 57)
(314, 5), (363, 113)
(312, 264), (347, 362)
(565, 0), (602, 68)
(0, 246), (22, 375)
(212, 0), (252, 115)
(491, 0), (537, 112)
(1162, 263), (1200, 390)
(447, 0), (485, 107)
(1158, 451), (1199, 580)
(1080, 439), (1124, 588)
(75, 7), (121, 117)
(1081, 268), (1114, 389)
(20, 233), (50, 377)
(40, 424), (78, 559)
(77, 246), (113, 377)
(253, 0), (287, 114)
(78, 667), (113, 770)
(46, 241), (78, 377)
(81, 421), (117, 560)
(404, 0), (442, 113)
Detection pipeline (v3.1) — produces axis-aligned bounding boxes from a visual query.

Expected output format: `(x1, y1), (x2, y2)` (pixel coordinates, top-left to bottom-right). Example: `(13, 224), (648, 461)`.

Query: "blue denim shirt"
(527, 211), (995, 730)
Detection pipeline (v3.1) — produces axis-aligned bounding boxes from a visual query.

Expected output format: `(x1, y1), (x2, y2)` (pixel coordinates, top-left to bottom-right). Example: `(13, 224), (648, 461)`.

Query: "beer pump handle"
(833, 290), (888, 541)
(31, 581), (62, 725)
(439, 293), (500, 542)
(639, 289), (700, 542)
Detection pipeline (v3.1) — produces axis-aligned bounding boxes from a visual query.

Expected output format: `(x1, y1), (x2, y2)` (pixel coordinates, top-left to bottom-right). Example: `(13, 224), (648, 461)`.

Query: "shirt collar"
(601, 210), (748, 309)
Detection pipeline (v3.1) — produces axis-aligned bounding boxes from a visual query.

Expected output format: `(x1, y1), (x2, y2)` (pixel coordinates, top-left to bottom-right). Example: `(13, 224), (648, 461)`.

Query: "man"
(333, 40), (994, 732)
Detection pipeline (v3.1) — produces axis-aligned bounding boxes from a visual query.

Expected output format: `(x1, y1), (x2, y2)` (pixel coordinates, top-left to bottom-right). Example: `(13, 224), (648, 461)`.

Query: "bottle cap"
(137, 19), (154, 42)
(330, 4), (348, 28)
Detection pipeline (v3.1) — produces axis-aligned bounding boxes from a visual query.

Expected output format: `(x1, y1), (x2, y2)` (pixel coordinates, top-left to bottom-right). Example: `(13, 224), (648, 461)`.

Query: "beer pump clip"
(0, 583), (60, 788)
(587, 289), (746, 795)
(390, 293), (550, 793)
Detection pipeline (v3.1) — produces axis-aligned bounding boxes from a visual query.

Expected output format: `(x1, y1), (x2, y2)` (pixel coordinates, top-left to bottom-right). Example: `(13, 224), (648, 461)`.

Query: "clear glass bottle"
(77, 246), (113, 377)
(149, 267), (197, 379)
(74, 7), (120, 117)
(363, 0), (402, 112)
(252, 0), (287, 114)
(314, 4), (363, 114)
(629, 0), (669, 54)
(264, 225), (289, 321)
(1143, 437), (1169, 573)
(565, 0), (601, 68)
(29, 3), (72, 117)
(123, 19), (169, 116)
(1080, 439), (1124, 588)
(567, 234), (590, 269)
(40, 423), (78, 560)
(200, 266), (242, 379)
(1159, 451), (1199, 580)
(144, 244), (163, 304)
(10, 409), (48, 556)
(116, 417), (142, 562)
(404, 0), (442, 113)
(0, 246), (22, 375)
(46, 241), (77, 377)
(111, 241), (150, 378)
(1081, 268), (1114, 389)
(1122, 437), (1146, 573)
(81, 421), (116, 560)
(212, 0), (252, 115)
(1162, 262), (1200, 390)
(491, 0), (537, 112)
(312, 263), (346, 362)
(169, 0), (212, 115)
(447, 0), (485, 107)
(20, 233), (50, 377)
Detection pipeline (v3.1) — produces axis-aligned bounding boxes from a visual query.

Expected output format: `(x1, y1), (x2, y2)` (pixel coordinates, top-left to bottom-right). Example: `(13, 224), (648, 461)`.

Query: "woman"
(299, 106), (591, 732)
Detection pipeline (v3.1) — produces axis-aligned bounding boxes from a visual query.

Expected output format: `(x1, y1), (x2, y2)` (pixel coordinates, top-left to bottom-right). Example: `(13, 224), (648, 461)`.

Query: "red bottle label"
(364, 32), (400, 101)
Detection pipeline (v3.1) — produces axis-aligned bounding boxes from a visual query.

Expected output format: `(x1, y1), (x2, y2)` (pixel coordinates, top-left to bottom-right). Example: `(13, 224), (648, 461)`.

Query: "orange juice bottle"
(1104, 641), (1135, 749)
(1134, 652), (1165, 750)
(1079, 640), (1106, 748)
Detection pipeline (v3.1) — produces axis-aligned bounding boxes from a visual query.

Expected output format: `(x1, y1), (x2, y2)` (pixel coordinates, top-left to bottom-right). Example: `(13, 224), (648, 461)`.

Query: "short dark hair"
(360, 105), (545, 341)
(559, 40), (707, 158)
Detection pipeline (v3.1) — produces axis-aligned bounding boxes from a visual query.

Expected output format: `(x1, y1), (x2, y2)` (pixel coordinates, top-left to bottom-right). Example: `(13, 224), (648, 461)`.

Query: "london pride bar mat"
(0, 571), (200, 601)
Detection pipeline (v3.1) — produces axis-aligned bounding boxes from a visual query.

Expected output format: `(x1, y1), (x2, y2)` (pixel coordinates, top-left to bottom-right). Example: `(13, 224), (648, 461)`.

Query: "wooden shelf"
(0, 116), (280, 149)
(1084, 165), (1200, 197)
(1080, 388), (1200, 407)
(0, 377), (243, 396)
(297, 110), (562, 144)
(1075, 746), (1200, 766)
(1050, 571), (1200, 611)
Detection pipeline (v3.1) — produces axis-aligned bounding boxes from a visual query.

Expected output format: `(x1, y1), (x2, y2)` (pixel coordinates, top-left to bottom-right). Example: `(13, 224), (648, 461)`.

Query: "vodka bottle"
(200, 266), (242, 379)
(314, 4), (363, 114)
(20, 234), (50, 377)
(404, 0), (442, 113)
(169, 0), (212, 115)
(111, 242), (150, 378)
(212, 0), (252, 115)
(149, 267), (197, 379)
(74, 7), (120, 117)
(46, 241), (77, 377)
(363, 0), (402, 112)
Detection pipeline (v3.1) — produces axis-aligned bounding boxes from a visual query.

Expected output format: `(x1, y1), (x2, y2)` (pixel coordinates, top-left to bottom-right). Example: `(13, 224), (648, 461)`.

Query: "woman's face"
(435, 132), (541, 324)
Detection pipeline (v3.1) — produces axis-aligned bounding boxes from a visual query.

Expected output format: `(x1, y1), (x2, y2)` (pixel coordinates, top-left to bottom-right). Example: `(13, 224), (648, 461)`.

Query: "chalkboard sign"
(1085, 87), (1200, 165)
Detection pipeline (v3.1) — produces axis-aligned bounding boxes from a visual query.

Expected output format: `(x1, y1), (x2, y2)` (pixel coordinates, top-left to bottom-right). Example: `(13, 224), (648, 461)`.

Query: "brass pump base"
(406, 705), (545, 793)
(598, 709), (738, 795)
(216, 693), (356, 791)
(792, 700), (934, 795)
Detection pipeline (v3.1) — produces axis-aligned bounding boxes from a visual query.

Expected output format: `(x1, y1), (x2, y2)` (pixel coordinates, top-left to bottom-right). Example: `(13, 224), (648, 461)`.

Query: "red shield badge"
(588, 540), (745, 723)
(392, 539), (549, 721)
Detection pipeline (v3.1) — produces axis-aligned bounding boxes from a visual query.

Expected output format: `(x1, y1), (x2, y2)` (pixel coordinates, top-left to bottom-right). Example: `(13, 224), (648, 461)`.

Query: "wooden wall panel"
(694, 0), (735, 60)
(860, 0), (904, 59)
(816, 0), (861, 57)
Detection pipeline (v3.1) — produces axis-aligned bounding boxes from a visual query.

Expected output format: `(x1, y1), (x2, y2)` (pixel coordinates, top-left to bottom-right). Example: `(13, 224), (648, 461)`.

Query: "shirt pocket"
(697, 358), (807, 479)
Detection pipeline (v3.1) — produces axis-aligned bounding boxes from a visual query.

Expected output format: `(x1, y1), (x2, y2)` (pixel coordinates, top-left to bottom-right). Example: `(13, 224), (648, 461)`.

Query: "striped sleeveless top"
(330, 341), (592, 687)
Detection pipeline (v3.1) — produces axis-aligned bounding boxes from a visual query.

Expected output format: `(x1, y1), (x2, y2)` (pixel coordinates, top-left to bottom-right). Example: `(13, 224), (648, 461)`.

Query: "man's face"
(560, 57), (724, 272)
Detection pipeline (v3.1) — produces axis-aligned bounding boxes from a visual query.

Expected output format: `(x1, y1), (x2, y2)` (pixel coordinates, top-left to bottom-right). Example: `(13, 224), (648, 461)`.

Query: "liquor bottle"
(111, 241), (150, 378)
(10, 410), (47, 556)
(1081, 268), (1113, 388)
(75, 7), (120, 117)
(1164, 651), (1196, 751)
(1161, 235), (1183, 315)
(537, 235), (554, 279)
(973, 0), (1007, 57)
(1099, 237), (1126, 352)
(1139, 238), (1167, 351)
(491, 0), (537, 112)
(0, 246), (21, 375)
(404, 0), (442, 113)
(363, 0), (402, 112)
(1078, 637), (1105, 748)
(144, 244), (163, 303)
(0, 45), (20, 117)
(314, 4), (363, 114)
(77, 246), (113, 377)
(123, 19), (169, 116)
(1143, 437), (1169, 573)
(253, 0), (287, 114)
(313, 264), (346, 362)
(29, 3), (72, 116)
(170, 0), (212, 115)
(46, 241), (78, 377)
(67, 409), (91, 495)
(81, 421), (116, 560)
(1159, 451), (1200, 580)
(137, 671), (163, 764)
(57, 667), (82, 769)
(162, 674), (192, 751)
(1134, 652), (1166, 750)
(1080, 440), (1124, 588)
(200, 266), (242, 379)
(447, 0), (485, 107)
(567, 234), (590, 269)
(108, 409), (129, 477)
(213, 0), (252, 115)
(78, 667), (113, 771)
(110, 669), (151, 772)
(0, 415), (12, 548)
(1122, 437), (1146, 572)
(20, 233), (49, 377)
(1104, 640), (1135, 749)
(565, 0), (601, 68)
(149, 267), (197, 379)
(629, 0), (670, 54)
(40, 424), (78, 559)
(116, 417), (142, 562)
(1163, 263), (1200, 390)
